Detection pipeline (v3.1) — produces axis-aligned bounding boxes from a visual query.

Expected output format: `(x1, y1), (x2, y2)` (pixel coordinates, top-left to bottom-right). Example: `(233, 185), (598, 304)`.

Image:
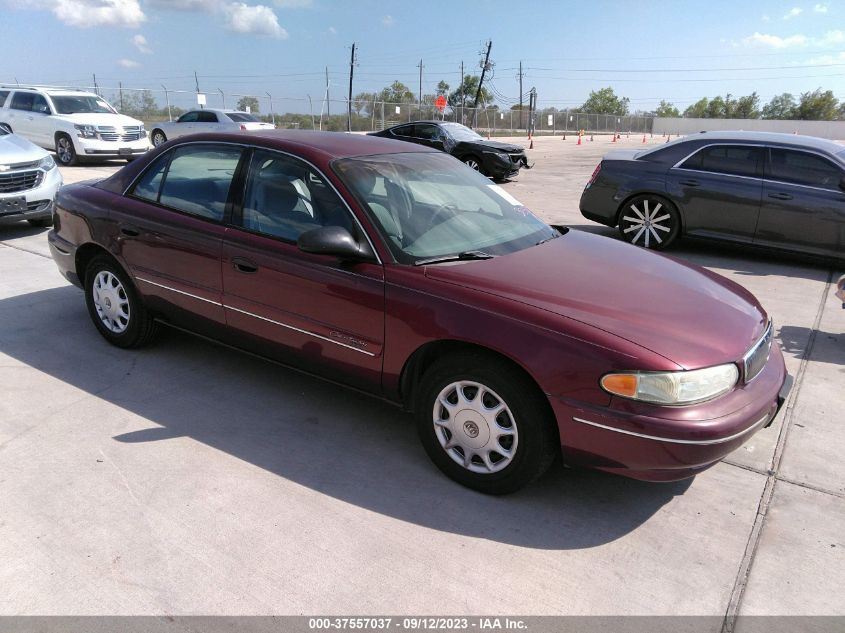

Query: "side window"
(392, 125), (414, 138)
(415, 124), (439, 140)
(768, 148), (843, 189)
(177, 111), (199, 123)
(198, 111), (218, 123)
(158, 145), (242, 221)
(131, 153), (171, 203)
(241, 149), (355, 242)
(10, 92), (34, 111)
(32, 94), (50, 114)
(0, 90), (9, 107)
(680, 145), (762, 178)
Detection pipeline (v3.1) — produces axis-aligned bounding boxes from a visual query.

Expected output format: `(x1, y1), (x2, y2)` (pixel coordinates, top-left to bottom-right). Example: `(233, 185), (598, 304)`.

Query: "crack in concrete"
(0, 240), (51, 260)
(721, 267), (834, 633)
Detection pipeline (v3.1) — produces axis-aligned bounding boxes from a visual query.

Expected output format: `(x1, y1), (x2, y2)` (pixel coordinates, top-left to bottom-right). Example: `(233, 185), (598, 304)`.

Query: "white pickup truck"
(0, 86), (150, 165)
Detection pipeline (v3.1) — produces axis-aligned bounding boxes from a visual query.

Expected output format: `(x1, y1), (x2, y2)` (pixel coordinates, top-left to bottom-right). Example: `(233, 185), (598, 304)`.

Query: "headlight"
(74, 124), (97, 139)
(37, 154), (56, 171)
(601, 363), (739, 405)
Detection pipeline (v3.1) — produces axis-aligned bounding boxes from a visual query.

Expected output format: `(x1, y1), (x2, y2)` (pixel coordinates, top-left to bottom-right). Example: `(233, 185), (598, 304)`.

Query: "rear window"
(226, 112), (259, 122)
(680, 145), (762, 178)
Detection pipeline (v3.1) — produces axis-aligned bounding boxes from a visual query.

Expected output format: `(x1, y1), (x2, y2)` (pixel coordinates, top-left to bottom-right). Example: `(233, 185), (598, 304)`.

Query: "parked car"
(580, 131), (845, 260)
(369, 121), (530, 181)
(48, 131), (790, 494)
(0, 122), (62, 227)
(150, 109), (275, 147)
(0, 86), (149, 166)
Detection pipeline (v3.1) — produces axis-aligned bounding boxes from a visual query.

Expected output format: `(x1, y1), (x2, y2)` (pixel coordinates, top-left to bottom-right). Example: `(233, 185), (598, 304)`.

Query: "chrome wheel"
(621, 197), (674, 249)
(91, 271), (130, 334)
(432, 380), (518, 474)
(464, 158), (480, 171)
(152, 130), (166, 147)
(56, 136), (75, 165)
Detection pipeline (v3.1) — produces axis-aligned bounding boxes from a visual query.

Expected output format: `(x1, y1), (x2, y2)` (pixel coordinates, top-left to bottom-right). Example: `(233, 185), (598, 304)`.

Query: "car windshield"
(440, 122), (484, 142)
(226, 112), (259, 122)
(334, 152), (557, 265)
(51, 95), (117, 114)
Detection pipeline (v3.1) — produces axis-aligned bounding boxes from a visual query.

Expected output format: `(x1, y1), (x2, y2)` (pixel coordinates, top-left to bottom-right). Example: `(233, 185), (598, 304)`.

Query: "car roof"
(677, 130), (844, 153)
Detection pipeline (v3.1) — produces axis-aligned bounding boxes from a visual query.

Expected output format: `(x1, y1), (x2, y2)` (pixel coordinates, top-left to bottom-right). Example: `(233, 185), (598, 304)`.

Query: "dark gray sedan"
(579, 131), (845, 260)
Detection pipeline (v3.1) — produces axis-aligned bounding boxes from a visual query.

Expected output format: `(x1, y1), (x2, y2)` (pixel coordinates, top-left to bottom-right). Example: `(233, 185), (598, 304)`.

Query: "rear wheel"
(84, 256), (159, 348)
(415, 352), (558, 494)
(618, 194), (680, 250)
(151, 129), (167, 147)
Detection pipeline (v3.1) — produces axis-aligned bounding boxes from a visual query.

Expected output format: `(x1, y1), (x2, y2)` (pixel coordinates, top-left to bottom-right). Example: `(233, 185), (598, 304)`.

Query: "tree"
(654, 100), (680, 117)
(352, 91), (377, 116)
(435, 80), (449, 97)
(447, 75), (491, 109)
(795, 89), (840, 120)
(683, 97), (709, 118)
(237, 96), (260, 113)
(119, 89), (159, 117)
(761, 93), (797, 119)
(733, 92), (760, 119)
(706, 96), (726, 119)
(380, 80), (415, 104)
(576, 87), (629, 115)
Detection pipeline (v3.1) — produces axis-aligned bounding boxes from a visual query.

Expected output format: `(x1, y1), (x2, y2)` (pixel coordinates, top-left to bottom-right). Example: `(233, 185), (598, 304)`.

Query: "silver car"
(0, 122), (62, 227)
(149, 109), (275, 147)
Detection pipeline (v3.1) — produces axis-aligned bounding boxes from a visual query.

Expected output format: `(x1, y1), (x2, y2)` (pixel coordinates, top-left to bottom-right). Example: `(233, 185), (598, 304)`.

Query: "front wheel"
(84, 256), (159, 348)
(151, 129), (167, 147)
(463, 155), (485, 175)
(618, 195), (680, 250)
(415, 352), (558, 494)
(55, 133), (78, 166)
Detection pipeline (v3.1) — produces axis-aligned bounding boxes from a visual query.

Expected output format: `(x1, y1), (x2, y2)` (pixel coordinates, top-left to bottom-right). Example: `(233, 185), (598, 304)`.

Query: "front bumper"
(483, 152), (529, 179)
(73, 135), (150, 158)
(550, 343), (791, 481)
(0, 167), (62, 226)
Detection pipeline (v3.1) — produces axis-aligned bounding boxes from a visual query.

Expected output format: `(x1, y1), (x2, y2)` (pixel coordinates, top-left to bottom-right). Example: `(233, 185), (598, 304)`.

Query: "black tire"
(84, 255), (159, 348)
(618, 194), (680, 250)
(415, 351), (558, 494)
(55, 133), (78, 166)
(151, 129), (167, 147)
(27, 218), (53, 227)
(462, 155), (485, 175)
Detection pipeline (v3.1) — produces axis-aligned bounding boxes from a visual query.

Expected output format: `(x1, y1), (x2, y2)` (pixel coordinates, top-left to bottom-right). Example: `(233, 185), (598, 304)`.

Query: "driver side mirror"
(298, 226), (375, 262)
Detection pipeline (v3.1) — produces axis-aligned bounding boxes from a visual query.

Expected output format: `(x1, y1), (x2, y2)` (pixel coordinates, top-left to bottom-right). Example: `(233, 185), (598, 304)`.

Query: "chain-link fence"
(3, 83), (655, 136)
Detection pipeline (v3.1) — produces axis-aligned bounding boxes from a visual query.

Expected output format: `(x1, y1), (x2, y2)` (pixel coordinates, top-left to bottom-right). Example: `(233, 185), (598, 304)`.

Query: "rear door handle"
(232, 256), (259, 273)
(120, 226), (141, 237)
(768, 192), (793, 200)
(679, 179), (700, 187)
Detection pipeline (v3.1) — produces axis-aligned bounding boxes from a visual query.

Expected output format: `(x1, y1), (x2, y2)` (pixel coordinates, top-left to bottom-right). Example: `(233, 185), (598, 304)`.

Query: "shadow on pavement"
(0, 286), (691, 550)
(779, 324), (845, 366)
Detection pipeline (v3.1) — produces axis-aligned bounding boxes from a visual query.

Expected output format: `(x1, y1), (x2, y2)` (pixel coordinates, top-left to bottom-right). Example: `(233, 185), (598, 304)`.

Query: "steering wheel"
(428, 203), (459, 230)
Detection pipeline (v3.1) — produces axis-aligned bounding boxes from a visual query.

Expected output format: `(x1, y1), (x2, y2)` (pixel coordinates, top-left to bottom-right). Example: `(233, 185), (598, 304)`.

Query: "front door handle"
(768, 192), (793, 201)
(232, 256), (259, 273)
(679, 179), (700, 187)
(120, 226), (141, 237)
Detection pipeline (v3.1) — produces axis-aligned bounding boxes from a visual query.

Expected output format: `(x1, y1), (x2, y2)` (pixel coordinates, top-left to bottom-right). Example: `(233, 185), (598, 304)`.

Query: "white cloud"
(327, 25), (336, 34)
(145, 0), (221, 10)
(814, 3), (829, 13)
(274, 0), (312, 7)
(805, 51), (845, 64)
(117, 58), (140, 68)
(762, 14), (770, 21)
(51, 0), (145, 28)
(742, 32), (808, 48)
(132, 33), (152, 54)
(223, 2), (287, 37)
(818, 29), (845, 45)
(381, 14), (394, 26)
(783, 7), (803, 19)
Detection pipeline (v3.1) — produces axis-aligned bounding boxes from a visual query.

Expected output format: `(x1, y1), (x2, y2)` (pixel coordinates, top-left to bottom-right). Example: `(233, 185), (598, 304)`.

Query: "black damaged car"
(369, 121), (530, 181)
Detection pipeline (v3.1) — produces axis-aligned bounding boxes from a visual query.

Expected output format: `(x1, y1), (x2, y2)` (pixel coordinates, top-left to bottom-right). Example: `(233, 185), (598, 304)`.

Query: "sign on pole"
(197, 93), (207, 106)
(435, 95), (447, 112)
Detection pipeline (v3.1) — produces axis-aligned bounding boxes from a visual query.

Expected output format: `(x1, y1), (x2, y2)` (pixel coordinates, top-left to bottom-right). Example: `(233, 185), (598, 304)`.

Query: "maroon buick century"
(48, 131), (791, 494)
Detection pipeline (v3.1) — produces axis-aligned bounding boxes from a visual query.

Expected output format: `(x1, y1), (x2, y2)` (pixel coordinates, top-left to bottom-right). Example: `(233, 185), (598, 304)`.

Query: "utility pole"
(119, 82), (124, 111)
(266, 92), (275, 126)
(517, 61), (524, 131)
(92, 73), (99, 96)
(325, 66), (330, 118)
(347, 43), (356, 132)
(162, 85), (172, 121)
(417, 59), (423, 117)
(528, 87), (537, 136)
(472, 40), (492, 127)
(194, 71), (203, 109)
(459, 61), (464, 124)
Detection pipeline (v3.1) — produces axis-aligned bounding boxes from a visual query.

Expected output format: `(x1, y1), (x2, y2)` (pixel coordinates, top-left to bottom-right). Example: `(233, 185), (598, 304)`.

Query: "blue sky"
(1, 0), (844, 114)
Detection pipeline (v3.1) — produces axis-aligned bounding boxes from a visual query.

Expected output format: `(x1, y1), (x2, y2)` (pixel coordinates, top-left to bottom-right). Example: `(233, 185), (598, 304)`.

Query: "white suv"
(0, 87), (150, 166)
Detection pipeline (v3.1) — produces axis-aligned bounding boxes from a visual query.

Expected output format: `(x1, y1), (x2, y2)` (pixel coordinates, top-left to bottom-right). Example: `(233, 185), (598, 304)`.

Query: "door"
(115, 143), (245, 325)
(196, 110), (223, 132)
(222, 148), (385, 391)
(756, 147), (845, 258)
(412, 123), (446, 151)
(5, 92), (39, 144)
(172, 111), (200, 139)
(666, 144), (764, 242)
(27, 93), (54, 147)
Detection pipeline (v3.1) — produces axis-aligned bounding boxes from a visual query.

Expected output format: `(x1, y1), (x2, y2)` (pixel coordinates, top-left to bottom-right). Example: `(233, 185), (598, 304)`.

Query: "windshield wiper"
(414, 250), (496, 266)
(535, 234), (559, 246)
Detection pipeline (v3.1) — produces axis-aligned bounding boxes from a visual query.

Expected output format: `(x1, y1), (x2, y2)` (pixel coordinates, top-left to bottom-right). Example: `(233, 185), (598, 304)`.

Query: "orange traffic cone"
(529, 138), (533, 149)
(642, 134), (646, 143)
(611, 134), (616, 143)
(577, 135), (582, 145)
(563, 133), (566, 140)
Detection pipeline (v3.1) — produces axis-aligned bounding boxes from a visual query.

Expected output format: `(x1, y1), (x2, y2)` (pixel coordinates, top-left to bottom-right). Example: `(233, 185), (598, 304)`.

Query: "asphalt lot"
(0, 134), (843, 621)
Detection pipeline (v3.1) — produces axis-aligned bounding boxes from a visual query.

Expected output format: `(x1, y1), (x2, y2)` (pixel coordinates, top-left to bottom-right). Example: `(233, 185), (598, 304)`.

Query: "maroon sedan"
(48, 131), (791, 494)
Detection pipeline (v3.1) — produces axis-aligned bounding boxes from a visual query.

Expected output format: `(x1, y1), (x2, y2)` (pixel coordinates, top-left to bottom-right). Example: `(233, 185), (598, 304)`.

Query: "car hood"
(0, 132), (48, 163)
(423, 231), (768, 369)
(455, 139), (525, 153)
(55, 113), (144, 127)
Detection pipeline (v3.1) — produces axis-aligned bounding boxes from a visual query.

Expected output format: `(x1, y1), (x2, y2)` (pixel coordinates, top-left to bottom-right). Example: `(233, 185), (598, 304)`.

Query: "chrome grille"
(0, 169), (42, 193)
(97, 126), (144, 142)
(743, 320), (773, 383)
